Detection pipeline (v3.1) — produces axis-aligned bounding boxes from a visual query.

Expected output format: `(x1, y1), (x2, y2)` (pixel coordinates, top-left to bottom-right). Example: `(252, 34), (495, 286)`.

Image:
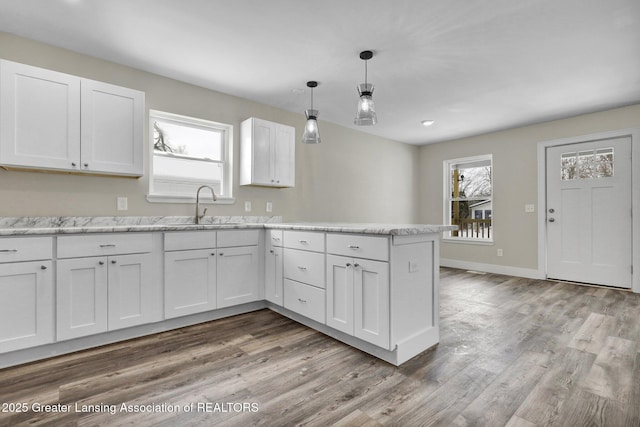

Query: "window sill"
(146, 194), (235, 204)
(442, 237), (494, 246)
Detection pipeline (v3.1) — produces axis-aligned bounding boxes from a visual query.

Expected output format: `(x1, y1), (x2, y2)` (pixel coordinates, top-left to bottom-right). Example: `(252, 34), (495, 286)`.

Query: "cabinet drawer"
(57, 233), (153, 258)
(284, 248), (325, 289)
(165, 231), (216, 251)
(266, 229), (283, 247)
(327, 234), (389, 261)
(0, 237), (53, 262)
(284, 279), (325, 324)
(284, 230), (325, 252)
(217, 229), (260, 248)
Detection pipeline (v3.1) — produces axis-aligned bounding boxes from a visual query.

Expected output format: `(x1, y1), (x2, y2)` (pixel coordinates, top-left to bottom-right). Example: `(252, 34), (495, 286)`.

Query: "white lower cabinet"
(217, 245), (259, 308)
(284, 279), (325, 324)
(57, 253), (154, 341)
(326, 254), (390, 349)
(0, 260), (54, 353)
(265, 245), (283, 305)
(164, 230), (259, 317)
(56, 234), (155, 341)
(164, 249), (217, 319)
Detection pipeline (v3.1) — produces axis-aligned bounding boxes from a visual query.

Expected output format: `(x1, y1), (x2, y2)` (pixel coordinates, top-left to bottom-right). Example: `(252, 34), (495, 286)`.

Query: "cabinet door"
(0, 60), (81, 170)
(326, 254), (354, 334)
(354, 259), (390, 349)
(217, 246), (259, 308)
(164, 249), (217, 319)
(81, 79), (144, 176)
(251, 118), (273, 185)
(273, 123), (295, 186)
(57, 257), (108, 341)
(265, 245), (283, 305)
(108, 253), (154, 330)
(0, 261), (53, 353)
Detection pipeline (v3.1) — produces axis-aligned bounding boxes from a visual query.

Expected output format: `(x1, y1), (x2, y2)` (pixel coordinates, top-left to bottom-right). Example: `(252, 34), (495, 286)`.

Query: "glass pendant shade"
(301, 81), (321, 144)
(354, 83), (377, 125)
(302, 109), (321, 144)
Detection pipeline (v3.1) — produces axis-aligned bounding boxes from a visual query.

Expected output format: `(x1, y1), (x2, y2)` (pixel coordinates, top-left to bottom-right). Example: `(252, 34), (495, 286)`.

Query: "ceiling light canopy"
(354, 50), (377, 126)
(301, 81), (321, 144)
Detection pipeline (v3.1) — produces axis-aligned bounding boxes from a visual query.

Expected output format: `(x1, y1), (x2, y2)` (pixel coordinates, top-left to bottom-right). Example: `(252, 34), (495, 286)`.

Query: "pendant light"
(301, 81), (321, 144)
(354, 50), (377, 126)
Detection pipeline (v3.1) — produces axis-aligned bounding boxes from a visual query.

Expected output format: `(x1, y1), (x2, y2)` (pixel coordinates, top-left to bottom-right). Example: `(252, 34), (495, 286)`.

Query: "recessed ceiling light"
(421, 120), (435, 127)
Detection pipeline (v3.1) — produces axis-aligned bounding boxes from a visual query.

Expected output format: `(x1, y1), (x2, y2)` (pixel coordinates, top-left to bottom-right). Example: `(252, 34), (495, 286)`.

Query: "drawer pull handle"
(0, 249), (18, 253)
(99, 244), (116, 248)
(298, 240), (308, 244)
(346, 263), (352, 267)
(298, 298), (307, 304)
(347, 245), (360, 249)
(354, 263), (360, 268)
(40, 265), (47, 270)
(111, 260), (117, 264)
(297, 266), (307, 271)
(211, 253), (216, 256)
(99, 261), (105, 265)
(219, 252), (224, 256)
(272, 237), (281, 241)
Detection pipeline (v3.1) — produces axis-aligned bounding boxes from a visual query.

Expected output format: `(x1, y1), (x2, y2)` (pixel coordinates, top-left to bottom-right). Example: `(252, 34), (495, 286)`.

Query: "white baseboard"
(441, 258), (543, 280)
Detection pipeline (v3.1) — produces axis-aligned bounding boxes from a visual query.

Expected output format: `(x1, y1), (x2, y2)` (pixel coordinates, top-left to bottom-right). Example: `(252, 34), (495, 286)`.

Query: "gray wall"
(0, 32), (419, 222)
(418, 104), (640, 271)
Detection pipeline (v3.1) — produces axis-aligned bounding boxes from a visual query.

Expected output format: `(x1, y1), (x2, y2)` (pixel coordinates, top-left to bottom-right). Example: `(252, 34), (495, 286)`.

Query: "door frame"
(537, 127), (639, 293)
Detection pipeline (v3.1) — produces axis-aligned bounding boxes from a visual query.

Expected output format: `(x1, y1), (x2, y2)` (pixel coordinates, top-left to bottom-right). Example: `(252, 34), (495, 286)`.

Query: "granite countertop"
(267, 222), (457, 236)
(0, 216), (456, 236)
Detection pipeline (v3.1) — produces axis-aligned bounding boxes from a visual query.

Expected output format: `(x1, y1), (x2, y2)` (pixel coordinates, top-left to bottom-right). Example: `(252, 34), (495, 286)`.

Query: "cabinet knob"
(71, 162), (77, 167)
(269, 249), (274, 254)
(40, 265), (47, 270)
(298, 298), (307, 304)
(354, 263), (360, 268)
(211, 253), (216, 256)
(111, 260), (117, 264)
(219, 252), (224, 256)
(99, 261), (104, 265)
(84, 163), (89, 168)
(346, 263), (352, 267)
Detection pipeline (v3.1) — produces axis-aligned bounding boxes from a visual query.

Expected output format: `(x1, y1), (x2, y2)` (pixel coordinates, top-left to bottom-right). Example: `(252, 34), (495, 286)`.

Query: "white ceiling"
(1, 0), (639, 145)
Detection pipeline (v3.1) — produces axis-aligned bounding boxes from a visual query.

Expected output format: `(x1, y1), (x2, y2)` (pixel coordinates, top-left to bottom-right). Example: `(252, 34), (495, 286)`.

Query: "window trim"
(442, 154), (494, 243)
(146, 109), (234, 204)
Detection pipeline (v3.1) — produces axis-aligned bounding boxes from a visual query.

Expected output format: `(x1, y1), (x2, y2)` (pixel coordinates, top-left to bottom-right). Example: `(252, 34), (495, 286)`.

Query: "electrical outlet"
(117, 197), (128, 211)
(244, 201), (252, 212)
(497, 248), (503, 257)
(266, 202), (273, 212)
(525, 204), (535, 213)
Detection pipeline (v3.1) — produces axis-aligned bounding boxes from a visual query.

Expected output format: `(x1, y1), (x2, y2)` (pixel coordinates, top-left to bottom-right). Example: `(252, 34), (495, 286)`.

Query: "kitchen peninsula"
(0, 217), (455, 368)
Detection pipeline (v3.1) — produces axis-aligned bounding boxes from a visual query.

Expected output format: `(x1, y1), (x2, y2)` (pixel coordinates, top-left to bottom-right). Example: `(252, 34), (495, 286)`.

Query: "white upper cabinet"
(0, 60), (144, 177)
(0, 60), (81, 170)
(240, 117), (295, 187)
(81, 79), (144, 175)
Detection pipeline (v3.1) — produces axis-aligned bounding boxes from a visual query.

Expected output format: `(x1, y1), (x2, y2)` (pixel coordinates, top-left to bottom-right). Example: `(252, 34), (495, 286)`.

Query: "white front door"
(546, 137), (632, 288)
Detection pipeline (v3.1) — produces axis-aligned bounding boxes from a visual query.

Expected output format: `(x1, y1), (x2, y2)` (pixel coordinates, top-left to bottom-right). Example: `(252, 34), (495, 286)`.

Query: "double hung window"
(444, 155), (493, 241)
(148, 110), (232, 202)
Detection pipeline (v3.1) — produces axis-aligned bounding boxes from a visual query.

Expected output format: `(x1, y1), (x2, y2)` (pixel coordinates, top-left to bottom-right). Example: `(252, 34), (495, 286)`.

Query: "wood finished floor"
(1, 267), (640, 426)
